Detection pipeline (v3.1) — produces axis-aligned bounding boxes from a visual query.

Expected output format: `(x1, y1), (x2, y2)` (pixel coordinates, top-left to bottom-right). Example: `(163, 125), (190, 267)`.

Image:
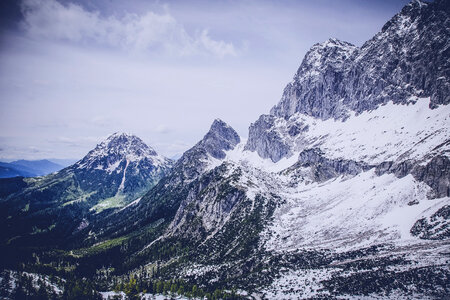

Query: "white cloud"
(154, 124), (171, 134)
(20, 0), (237, 58)
(197, 29), (237, 58)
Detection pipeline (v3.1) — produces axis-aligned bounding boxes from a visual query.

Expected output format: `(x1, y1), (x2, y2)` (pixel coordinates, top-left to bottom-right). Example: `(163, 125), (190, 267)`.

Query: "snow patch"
(225, 141), (299, 173)
(263, 169), (449, 252)
(118, 159), (130, 192)
(283, 98), (449, 164)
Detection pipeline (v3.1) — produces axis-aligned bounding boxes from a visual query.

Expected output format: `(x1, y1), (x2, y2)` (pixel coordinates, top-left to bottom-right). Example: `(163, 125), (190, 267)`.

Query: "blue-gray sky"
(0, 0), (410, 160)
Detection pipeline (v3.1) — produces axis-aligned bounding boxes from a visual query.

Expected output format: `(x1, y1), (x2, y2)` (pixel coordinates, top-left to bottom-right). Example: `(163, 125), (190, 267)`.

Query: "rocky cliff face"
(199, 119), (241, 160)
(272, 38), (357, 120)
(244, 115), (292, 162)
(247, 0), (450, 164)
(270, 0), (449, 121)
(166, 118), (240, 184)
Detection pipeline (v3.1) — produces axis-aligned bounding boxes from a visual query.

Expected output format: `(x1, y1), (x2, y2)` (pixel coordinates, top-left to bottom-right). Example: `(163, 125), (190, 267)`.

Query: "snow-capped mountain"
(270, 0), (449, 121)
(82, 119), (241, 242)
(76, 132), (167, 171)
(0, 133), (173, 248)
(73, 132), (172, 197)
(87, 0), (447, 298)
(247, 0), (449, 163)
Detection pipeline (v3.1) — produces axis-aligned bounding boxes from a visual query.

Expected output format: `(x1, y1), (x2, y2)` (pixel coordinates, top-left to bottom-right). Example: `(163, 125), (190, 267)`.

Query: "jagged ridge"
(270, 0), (449, 121)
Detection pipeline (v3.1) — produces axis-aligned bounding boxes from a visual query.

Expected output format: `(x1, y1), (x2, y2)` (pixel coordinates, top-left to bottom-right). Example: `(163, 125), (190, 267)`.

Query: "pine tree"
(192, 285), (198, 298)
(170, 282), (178, 295)
(123, 277), (139, 300)
(163, 281), (170, 295)
(156, 281), (163, 294)
(213, 289), (222, 300)
(177, 285), (185, 295)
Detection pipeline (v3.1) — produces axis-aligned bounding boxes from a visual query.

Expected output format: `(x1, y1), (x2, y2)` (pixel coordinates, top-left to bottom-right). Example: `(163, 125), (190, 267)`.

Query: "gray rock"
(410, 204), (450, 240)
(286, 148), (371, 182)
(169, 164), (246, 238)
(412, 156), (450, 198)
(375, 156), (449, 198)
(200, 119), (241, 160)
(375, 160), (415, 179)
(244, 114), (291, 162)
(287, 149), (449, 199)
(271, 38), (356, 120)
(270, 0), (449, 121)
(172, 119), (240, 184)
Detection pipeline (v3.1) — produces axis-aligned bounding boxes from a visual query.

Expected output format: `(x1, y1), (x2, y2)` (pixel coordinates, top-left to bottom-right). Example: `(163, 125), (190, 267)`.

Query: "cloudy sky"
(0, 0), (410, 161)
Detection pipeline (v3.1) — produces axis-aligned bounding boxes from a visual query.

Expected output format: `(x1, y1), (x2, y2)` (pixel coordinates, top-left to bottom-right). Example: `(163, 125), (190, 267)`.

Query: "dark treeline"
(0, 269), (247, 300)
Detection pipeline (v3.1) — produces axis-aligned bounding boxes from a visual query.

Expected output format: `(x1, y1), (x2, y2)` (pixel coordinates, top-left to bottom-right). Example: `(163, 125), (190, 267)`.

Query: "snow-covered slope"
(263, 170), (447, 251)
(144, 1), (450, 298)
(247, 98), (449, 165)
(210, 132), (449, 250)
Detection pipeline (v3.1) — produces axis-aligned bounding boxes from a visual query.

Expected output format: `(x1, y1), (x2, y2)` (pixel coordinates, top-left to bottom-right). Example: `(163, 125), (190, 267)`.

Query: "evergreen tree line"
(0, 270), (101, 300)
(115, 276), (246, 300)
(1, 270), (247, 300)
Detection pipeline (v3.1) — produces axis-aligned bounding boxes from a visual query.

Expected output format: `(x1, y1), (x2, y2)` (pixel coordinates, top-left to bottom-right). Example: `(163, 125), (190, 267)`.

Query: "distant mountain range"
(0, 159), (65, 178)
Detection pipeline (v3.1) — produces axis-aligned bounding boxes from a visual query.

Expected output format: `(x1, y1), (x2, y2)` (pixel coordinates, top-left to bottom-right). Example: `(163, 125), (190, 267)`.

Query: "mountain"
(247, 0), (450, 162)
(0, 1), (449, 299)
(71, 1), (447, 298)
(0, 133), (173, 248)
(77, 119), (241, 244)
(73, 132), (173, 205)
(10, 159), (63, 175)
(0, 165), (35, 178)
(48, 158), (78, 168)
(0, 159), (64, 178)
(270, 0), (449, 121)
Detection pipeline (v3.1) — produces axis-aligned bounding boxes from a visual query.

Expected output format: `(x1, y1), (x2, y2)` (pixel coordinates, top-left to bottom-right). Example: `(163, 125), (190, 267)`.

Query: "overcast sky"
(0, 0), (410, 160)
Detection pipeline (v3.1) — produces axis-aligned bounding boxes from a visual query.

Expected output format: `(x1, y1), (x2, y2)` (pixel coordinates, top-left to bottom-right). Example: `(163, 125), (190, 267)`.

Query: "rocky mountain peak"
(292, 38), (356, 79)
(402, 0), (429, 14)
(68, 132), (173, 203)
(307, 37), (356, 56)
(164, 119), (240, 185)
(76, 132), (163, 170)
(199, 119), (241, 159)
(269, 0), (449, 122)
(379, 0), (428, 36)
(103, 132), (157, 156)
(249, 0), (449, 162)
